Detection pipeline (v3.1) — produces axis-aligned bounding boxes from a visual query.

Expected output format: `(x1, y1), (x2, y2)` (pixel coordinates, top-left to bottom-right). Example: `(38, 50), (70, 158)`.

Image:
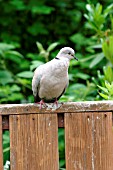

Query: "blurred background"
(1, 0), (113, 169)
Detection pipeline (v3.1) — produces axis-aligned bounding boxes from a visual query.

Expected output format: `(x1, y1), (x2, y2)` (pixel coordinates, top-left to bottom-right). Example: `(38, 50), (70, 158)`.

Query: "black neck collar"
(55, 57), (60, 60)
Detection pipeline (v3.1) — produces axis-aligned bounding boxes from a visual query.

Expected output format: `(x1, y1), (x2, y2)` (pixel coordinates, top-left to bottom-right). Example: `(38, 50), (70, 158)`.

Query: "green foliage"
(1, 0), (113, 169)
(92, 66), (113, 100)
(98, 81), (113, 100)
(4, 161), (10, 170)
(85, 3), (105, 31)
(0, 43), (27, 103)
(102, 36), (113, 64)
(58, 129), (65, 168)
(3, 131), (10, 165)
(36, 41), (59, 62)
(103, 65), (113, 83)
(84, 3), (113, 33)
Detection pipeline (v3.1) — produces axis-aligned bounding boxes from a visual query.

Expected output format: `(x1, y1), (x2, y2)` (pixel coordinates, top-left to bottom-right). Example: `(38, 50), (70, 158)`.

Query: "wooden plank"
(2, 116), (9, 130)
(65, 112), (113, 170)
(1, 101), (113, 115)
(2, 113), (113, 129)
(3, 114), (64, 129)
(58, 113), (64, 127)
(0, 116), (3, 170)
(10, 114), (59, 170)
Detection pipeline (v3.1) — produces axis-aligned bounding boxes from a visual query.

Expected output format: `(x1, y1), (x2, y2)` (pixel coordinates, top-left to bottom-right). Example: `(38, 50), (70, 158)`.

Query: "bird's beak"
(74, 55), (78, 61)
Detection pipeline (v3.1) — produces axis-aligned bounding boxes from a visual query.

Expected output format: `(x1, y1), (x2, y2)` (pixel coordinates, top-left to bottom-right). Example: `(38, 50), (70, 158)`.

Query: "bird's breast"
(39, 73), (68, 100)
(38, 59), (69, 100)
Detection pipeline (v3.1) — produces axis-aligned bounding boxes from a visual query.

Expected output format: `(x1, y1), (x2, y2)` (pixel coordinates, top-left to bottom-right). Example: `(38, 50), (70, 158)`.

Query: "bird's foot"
(52, 101), (63, 110)
(35, 100), (47, 109)
(46, 101), (63, 110)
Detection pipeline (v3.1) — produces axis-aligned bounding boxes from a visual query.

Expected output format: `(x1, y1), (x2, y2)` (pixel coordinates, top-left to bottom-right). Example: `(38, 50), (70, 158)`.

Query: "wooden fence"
(0, 101), (113, 170)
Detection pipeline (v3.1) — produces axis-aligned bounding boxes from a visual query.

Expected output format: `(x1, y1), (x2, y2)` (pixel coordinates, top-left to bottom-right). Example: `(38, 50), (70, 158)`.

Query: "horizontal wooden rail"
(0, 101), (113, 114)
(2, 114), (64, 129)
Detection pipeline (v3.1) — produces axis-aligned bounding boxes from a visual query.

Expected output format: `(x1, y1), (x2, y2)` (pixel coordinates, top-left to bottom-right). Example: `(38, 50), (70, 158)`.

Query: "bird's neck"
(54, 56), (70, 69)
(59, 57), (70, 70)
(55, 56), (70, 62)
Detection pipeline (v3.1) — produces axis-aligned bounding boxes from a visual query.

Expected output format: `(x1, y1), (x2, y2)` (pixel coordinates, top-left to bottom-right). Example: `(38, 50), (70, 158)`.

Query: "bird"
(32, 47), (78, 109)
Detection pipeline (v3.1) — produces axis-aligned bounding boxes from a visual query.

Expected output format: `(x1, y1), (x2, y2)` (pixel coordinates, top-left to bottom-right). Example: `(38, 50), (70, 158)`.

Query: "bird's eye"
(68, 52), (71, 55)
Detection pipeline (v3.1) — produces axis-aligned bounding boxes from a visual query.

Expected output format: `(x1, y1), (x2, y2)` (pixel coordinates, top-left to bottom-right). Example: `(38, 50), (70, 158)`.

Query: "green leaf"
(30, 60), (44, 71)
(0, 70), (13, 85)
(47, 42), (59, 52)
(36, 42), (45, 53)
(86, 4), (93, 13)
(103, 66), (113, 83)
(4, 50), (24, 64)
(70, 33), (85, 45)
(31, 5), (54, 14)
(0, 43), (15, 51)
(99, 92), (109, 99)
(59, 159), (65, 168)
(105, 81), (113, 95)
(85, 3), (105, 30)
(105, 81), (111, 90)
(97, 85), (108, 93)
(90, 52), (104, 68)
(104, 4), (113, 17)
(17, 71), (33, 78)
(75, 72), (90, 80)
(90, 44), (102, 49)
(5, 50), (23, 58)
(3, 147), (10, 153)
(10, 85), (21, 92)
(102, 36), (113, 64)
(9, 0), (26, 10)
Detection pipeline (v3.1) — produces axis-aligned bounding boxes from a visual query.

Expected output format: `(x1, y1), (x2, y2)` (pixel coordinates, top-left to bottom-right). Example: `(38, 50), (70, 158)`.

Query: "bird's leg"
(51, 98), (62, 110)
(46, 99), (59, 110)
(35, 100), (47, 109)
(39, 100), (45, 109)
(54, 98), (58, 107)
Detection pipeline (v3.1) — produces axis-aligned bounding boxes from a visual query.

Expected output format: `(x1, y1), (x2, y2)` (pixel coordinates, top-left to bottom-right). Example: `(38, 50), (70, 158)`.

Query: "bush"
(1, 0), (113, 169)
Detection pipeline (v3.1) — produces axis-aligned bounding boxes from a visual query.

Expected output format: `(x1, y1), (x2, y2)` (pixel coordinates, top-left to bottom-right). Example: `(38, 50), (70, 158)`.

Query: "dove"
(32, 47), (78, 109)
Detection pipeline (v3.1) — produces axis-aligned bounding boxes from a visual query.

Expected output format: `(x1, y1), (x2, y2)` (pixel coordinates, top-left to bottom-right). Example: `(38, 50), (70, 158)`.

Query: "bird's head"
(56, 47), (78, 61)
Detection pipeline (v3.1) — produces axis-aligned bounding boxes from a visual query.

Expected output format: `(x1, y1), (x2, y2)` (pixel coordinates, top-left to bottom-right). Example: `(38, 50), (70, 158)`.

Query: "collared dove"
(32, 47), (78, 109)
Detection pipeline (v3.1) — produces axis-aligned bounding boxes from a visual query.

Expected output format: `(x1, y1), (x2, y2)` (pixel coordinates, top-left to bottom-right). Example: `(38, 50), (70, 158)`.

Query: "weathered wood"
(2, 116), (9, 130)
(1, 101), (113, 115)
(65, 112), (113, 170)
(58, 113), (64, 127)
(10, 114), (59, 170)
(2, 115), (64, 129)
(0, 116), (3, 170)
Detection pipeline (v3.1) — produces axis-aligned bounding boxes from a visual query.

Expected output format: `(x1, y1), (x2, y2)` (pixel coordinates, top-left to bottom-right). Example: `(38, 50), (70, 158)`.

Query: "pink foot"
(35, 100), (46, 109)
(51, 99), (60, 110)
(53, 99), (58, 107)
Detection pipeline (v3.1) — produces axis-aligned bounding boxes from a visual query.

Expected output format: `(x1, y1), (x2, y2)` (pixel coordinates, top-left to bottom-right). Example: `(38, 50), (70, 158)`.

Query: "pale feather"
(32, 57), (69, 101)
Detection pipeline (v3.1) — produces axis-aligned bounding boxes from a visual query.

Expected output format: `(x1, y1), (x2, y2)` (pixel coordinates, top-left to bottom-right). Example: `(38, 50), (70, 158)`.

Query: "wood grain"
(10, 114), (59, 170)
(1, 101), (113, 115)
(65, 112), (113, 170)
(0, 116), (3, 170)
(2, 114), (64, 129)
(2, 116), (9, 130)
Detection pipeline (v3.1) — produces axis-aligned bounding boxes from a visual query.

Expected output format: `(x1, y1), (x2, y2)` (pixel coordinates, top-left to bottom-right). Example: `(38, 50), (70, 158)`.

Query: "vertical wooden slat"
(10, 113), (59, 170)
(65, 112), (113, 170)
(0, 116), (3, 170)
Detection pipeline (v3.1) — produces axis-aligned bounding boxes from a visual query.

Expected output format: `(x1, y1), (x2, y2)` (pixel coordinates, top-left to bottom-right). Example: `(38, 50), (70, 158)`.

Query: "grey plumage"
(32, 47), (78, 107)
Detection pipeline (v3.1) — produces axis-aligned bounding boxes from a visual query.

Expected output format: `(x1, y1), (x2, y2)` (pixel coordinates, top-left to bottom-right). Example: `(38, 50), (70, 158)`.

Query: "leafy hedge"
(1, 0), (113, 169)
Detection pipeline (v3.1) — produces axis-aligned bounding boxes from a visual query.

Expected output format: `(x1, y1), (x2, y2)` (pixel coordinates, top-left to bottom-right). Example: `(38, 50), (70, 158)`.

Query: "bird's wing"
(32, 65), (43, 102)
(57, 82), (69, 100)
